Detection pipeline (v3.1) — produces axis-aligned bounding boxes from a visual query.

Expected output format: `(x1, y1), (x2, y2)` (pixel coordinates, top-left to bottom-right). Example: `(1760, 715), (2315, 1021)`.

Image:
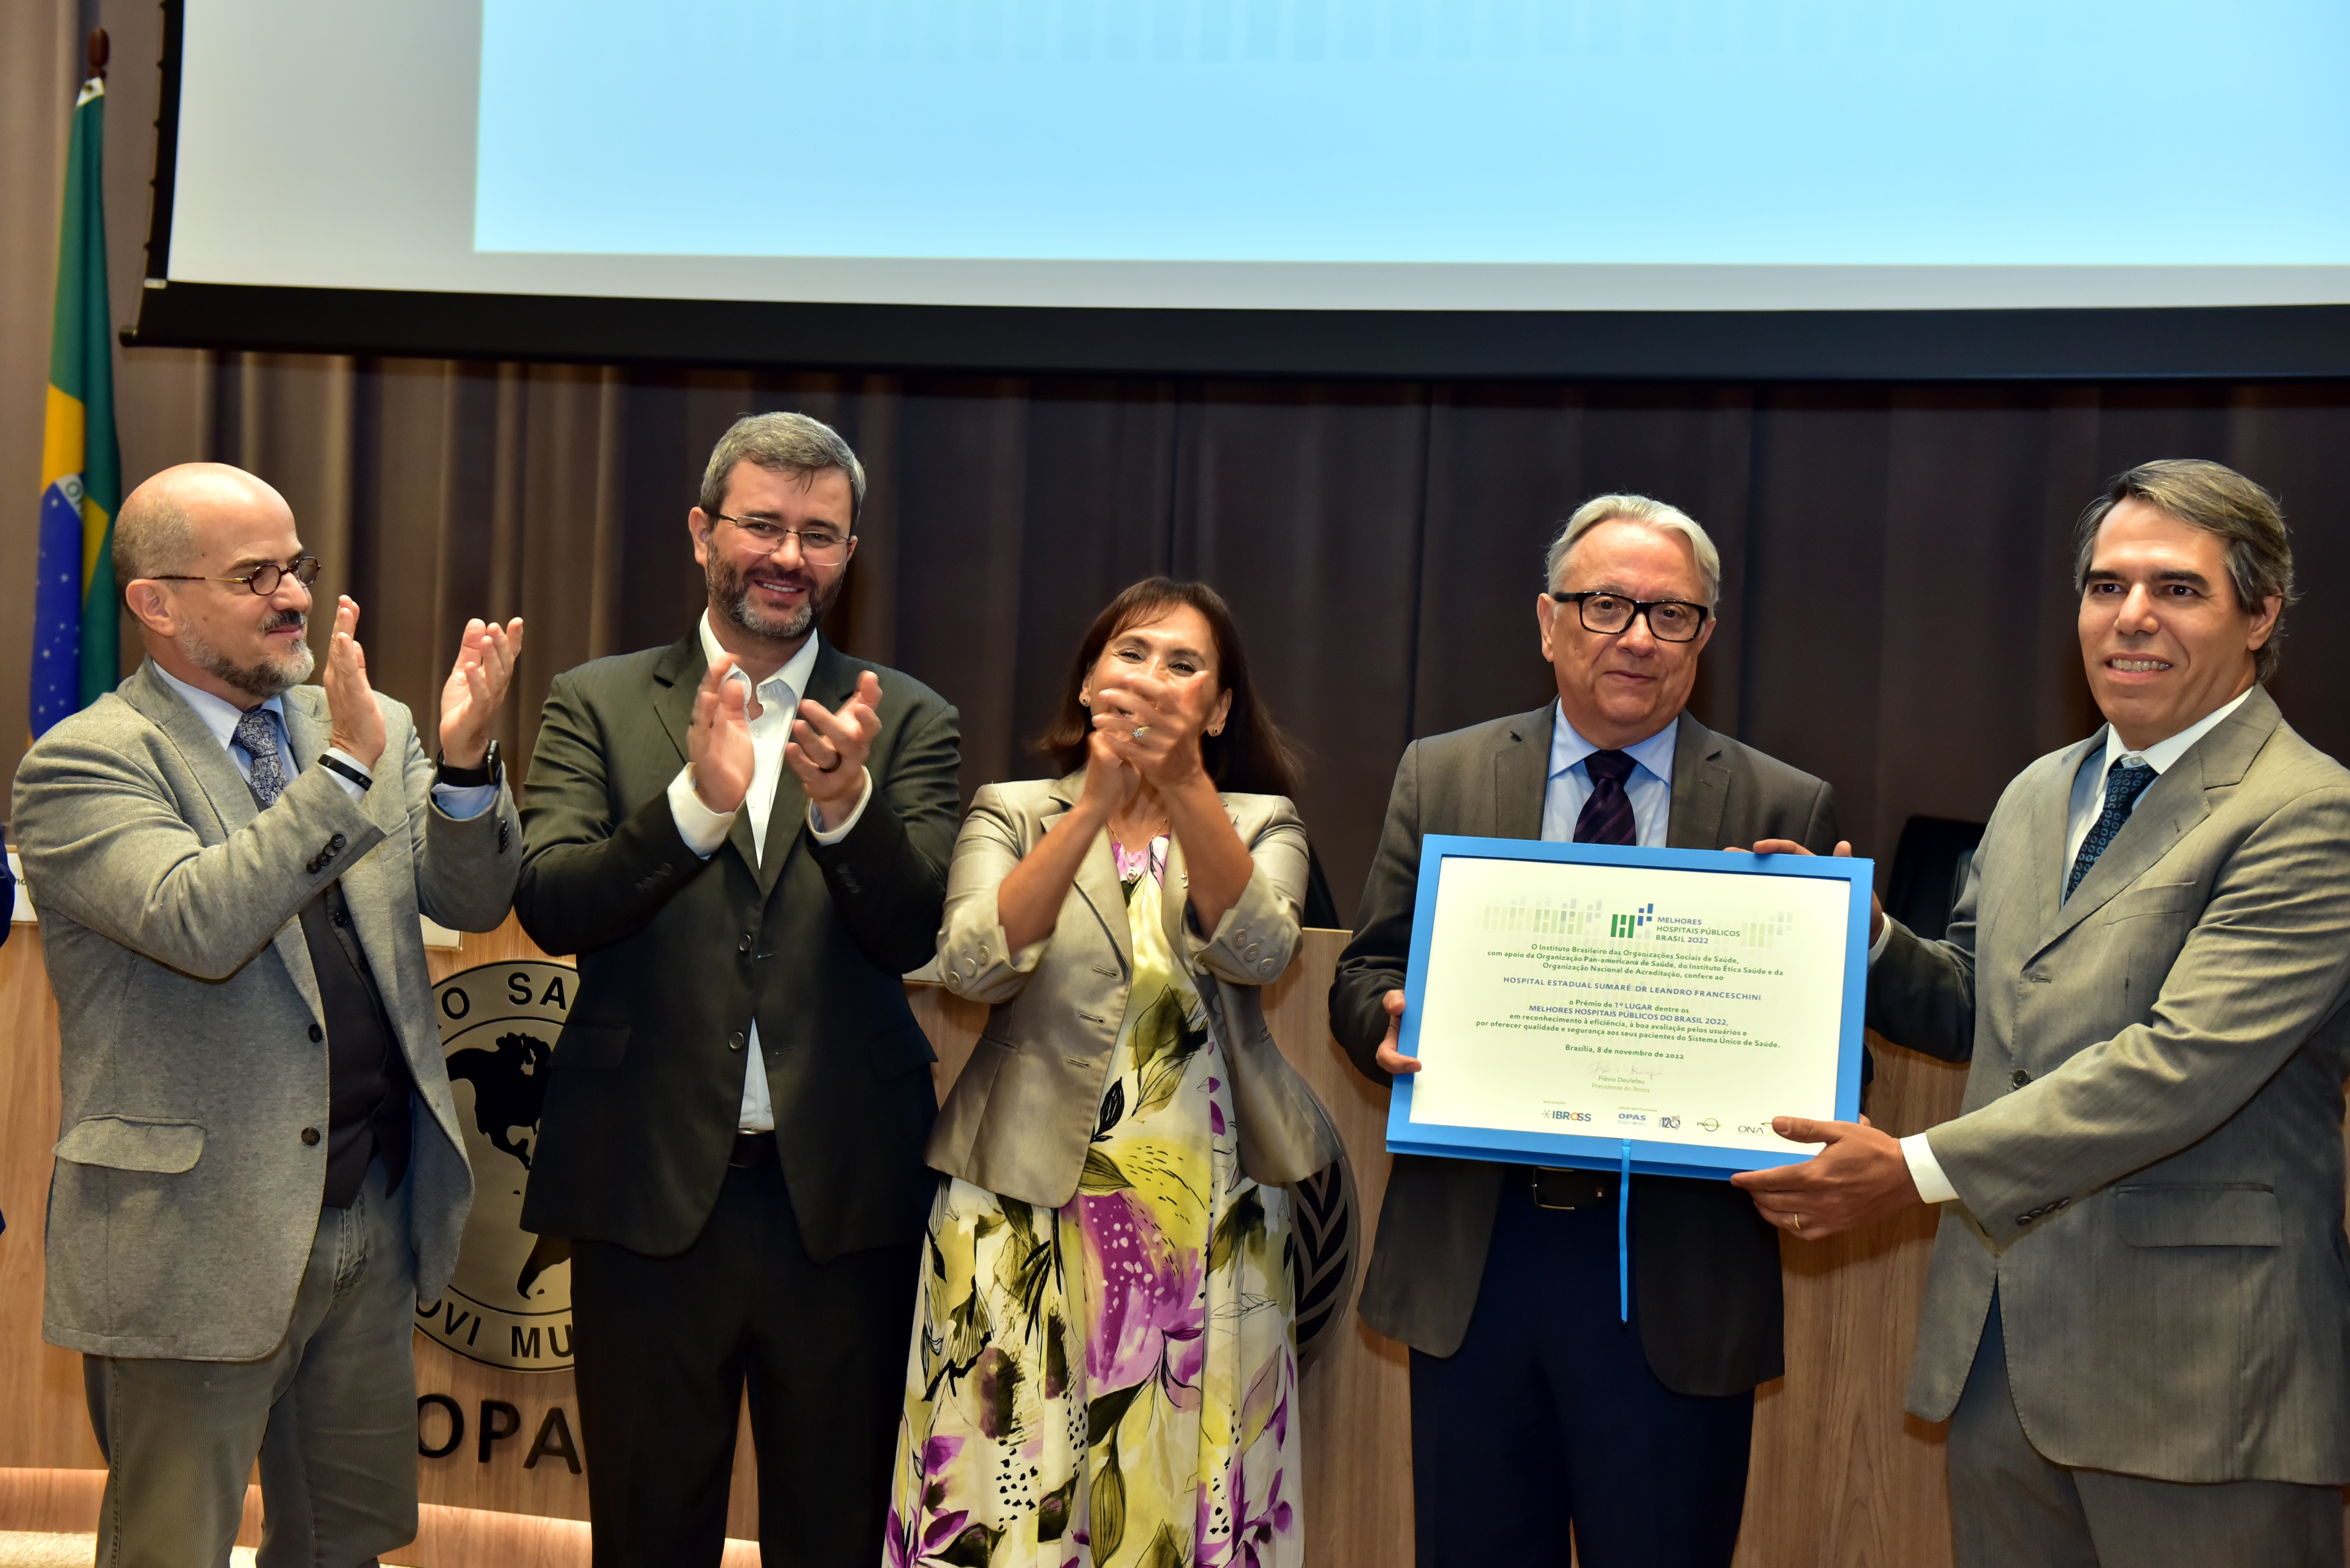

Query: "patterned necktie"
(2065, 756), (2156, 899)
(233, 707), (290, 808)
(1575, 749), (1639, 845)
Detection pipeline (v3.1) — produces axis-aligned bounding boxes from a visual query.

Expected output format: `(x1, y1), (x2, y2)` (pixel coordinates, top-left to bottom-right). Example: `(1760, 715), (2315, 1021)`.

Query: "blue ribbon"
(1618, 1140), (1632, 1324)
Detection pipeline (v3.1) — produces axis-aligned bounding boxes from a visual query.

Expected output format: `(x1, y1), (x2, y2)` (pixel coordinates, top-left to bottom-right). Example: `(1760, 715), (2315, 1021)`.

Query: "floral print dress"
(886, 837), (1302, 1568)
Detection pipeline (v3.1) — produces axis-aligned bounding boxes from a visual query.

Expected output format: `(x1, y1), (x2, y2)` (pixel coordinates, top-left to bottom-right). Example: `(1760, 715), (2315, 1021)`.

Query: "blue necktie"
(233, 708), (290, 808)
(2066, 757), (2156, 899)
(1575, 750), (1638, 845)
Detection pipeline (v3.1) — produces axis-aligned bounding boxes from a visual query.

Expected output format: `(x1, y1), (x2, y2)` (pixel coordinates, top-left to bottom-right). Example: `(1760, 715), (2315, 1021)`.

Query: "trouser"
(568, 1154), (919, 1568)
(1407, 1170), (1754, 1568)
(1949, 1290), (2342, 1568)
(84, 1157), (420, 1568)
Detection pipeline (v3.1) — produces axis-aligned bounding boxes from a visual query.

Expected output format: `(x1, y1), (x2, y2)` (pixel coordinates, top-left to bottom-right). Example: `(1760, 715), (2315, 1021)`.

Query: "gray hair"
(2072, 459), (2296, 683)
(113, 478), (201, 595)
(1544, 493), (1721, 608)
(698, 411), (867, 529)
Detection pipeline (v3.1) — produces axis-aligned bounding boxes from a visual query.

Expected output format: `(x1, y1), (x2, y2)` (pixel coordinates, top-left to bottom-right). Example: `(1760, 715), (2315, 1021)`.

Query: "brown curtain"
(7, 4), (2348, 916)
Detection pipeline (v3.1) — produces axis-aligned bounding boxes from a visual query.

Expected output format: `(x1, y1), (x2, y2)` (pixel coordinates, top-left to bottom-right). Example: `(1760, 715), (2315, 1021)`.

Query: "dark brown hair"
(1038, 578), (1303, 798)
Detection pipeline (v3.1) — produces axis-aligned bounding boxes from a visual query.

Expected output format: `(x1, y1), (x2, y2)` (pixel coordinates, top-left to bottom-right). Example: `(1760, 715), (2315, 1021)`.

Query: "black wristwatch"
(435, 739), (502, 790)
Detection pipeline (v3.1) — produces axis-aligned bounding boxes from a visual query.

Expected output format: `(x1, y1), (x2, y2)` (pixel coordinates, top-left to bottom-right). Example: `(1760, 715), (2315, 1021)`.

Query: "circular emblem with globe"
(421, 960), (575, 1372)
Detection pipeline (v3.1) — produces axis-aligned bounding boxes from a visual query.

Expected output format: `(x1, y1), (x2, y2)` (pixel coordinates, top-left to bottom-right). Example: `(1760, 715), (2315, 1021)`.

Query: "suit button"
(308, 1023), (324, 1043)
(739, 933), (754, 952)
(2011, 1069), (2031, 1089)
(301, 1128), (321, 1146)
(728, 1031), (746, 1051)
(328, 833), (346, 850)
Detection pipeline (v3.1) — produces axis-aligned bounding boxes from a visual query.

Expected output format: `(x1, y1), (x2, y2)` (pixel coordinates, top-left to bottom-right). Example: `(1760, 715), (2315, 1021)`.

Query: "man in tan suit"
(1737, 459), (2350, 1566)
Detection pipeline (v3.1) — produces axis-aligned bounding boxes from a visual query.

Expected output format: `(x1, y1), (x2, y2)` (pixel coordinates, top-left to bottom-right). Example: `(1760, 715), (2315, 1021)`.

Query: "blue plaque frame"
(1384, 834), (1874, 1180)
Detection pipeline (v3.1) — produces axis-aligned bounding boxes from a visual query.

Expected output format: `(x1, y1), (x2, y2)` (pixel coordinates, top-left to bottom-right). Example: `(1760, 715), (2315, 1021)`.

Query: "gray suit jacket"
(1872, 687), (2350, 1483)
(1331, 705), (1840, 1392)
(929, 774), (1342, 1208)
(12, 660), (519, 1360)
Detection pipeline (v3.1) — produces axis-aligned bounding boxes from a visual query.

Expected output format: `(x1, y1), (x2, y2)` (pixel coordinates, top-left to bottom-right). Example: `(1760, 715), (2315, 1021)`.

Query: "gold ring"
(1133, 725), (1150, 739)
(1790, 1213), (1803, 1233)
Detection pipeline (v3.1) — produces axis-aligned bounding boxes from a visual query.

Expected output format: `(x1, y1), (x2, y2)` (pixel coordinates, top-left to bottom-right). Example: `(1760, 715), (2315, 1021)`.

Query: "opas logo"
(420, 961), (575, 1372)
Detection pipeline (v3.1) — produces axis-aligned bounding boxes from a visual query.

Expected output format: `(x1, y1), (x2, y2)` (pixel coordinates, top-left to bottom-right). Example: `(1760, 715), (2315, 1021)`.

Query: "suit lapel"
(1665, 712), (1730, 851)
(1048, 769), (1133, 975)
(282, 688), (407, 1019)
(1493, 703), (1554, 839)
(2022, 730), (2104, 950)
(2038, 692), (2275, 951)
(118, 662), (323, 1022)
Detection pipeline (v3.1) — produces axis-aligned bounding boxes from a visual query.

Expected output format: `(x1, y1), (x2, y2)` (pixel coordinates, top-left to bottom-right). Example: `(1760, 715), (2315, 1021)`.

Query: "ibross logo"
(419, 961), (575, 1372)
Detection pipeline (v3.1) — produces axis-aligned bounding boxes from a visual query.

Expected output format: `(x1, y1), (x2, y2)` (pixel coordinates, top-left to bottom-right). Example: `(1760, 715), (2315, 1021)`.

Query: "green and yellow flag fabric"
(30, 74), (121, 737)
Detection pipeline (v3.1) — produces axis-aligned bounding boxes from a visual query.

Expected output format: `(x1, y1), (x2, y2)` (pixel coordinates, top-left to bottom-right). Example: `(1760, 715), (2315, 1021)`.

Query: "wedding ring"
(815, 752), (843, 774)
(1133, 725), (1150, 739)
(1790, 1213), (1803, 1234)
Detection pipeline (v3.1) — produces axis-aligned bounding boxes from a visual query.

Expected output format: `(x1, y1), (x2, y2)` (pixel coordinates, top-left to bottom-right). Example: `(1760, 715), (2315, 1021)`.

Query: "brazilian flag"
(30, 73), (121, 737)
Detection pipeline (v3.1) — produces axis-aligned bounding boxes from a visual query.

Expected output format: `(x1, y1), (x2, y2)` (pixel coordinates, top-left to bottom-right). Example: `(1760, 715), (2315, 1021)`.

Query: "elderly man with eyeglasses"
(1331, 494), (1841, 1568)
(13, 461), (524, 1567)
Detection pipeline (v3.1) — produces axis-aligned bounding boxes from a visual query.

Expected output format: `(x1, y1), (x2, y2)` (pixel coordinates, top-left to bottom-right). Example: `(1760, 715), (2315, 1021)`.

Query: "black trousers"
(1408, 1170), (1755, 1568)
(569, 1160), (919, 1568)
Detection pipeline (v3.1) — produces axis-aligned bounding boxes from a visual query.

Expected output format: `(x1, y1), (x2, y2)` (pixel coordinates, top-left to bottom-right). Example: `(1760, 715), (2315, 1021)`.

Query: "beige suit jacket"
(928, 773), (1342, 1208)
(13, 661), (518, 1359)
(1871, 686), (2350, 1483)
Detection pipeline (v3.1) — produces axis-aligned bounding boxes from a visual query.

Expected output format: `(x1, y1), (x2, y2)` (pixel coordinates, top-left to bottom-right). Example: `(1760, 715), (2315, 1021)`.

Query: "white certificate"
(1387, 835), (1872, 1177)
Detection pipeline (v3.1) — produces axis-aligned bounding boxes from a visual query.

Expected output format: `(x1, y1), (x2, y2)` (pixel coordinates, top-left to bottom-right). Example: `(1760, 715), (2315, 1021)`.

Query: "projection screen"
(128, 0), (2350, 377)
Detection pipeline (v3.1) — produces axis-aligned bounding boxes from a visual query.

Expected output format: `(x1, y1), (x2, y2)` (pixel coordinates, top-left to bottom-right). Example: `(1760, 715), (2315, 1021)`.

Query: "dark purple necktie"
(1575, 749), (1638, 845)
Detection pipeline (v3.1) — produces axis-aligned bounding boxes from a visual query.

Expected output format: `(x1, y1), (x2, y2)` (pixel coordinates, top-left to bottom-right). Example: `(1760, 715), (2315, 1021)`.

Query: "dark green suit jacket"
(516, 633), (960, 1262)
(1331, 704), (1839, 1394)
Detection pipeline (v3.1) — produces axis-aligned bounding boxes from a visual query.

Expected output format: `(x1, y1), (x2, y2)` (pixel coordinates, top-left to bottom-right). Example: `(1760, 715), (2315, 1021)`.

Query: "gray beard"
(181, 617), (314, 701)
(710, 555), (844, 645)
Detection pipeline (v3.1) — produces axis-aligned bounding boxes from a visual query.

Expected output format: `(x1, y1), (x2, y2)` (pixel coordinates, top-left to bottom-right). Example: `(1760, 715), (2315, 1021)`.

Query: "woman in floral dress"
(886, 579), (1339, 1568)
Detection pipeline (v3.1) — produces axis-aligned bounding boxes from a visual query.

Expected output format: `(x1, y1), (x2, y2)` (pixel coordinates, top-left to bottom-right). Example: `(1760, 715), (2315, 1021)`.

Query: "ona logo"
(419, 961), (575, 1373)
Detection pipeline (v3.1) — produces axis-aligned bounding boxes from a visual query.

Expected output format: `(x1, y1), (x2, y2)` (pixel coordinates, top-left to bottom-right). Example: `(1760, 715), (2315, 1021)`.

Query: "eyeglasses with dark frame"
(712, 513), (851, 563)
(150, 555), (324, 597)
(1549, 590), (1711, 643)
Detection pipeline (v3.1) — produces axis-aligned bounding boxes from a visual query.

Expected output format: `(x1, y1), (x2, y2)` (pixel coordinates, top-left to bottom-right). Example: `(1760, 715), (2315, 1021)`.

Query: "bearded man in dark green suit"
(517, 413), (960, 1567)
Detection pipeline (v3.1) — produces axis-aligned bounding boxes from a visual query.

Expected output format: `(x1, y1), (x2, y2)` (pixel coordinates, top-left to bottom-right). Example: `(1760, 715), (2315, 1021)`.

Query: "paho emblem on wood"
(422, 960), (576, 1371)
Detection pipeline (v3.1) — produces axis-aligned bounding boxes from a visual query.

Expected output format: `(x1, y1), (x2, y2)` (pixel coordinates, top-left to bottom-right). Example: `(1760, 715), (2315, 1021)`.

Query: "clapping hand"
(788, 669), (884, 830)
(439, 616), (525, 768)
(690, 655), (756, 814)
(324, 596), (387, 768)
(1092, 671), (1206, 791)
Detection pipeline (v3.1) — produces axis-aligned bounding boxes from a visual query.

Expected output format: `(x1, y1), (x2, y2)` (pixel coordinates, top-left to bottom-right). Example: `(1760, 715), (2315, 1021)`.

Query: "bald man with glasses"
(13, 461), (524, 1567)
(1332, 494), (1841, 1568)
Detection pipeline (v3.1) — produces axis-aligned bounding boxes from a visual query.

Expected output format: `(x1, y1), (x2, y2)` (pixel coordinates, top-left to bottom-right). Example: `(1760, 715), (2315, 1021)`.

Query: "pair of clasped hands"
(1372, 836), (1919, 1240)
(688, 655), (880, 831)
(319, 596), (525, 771)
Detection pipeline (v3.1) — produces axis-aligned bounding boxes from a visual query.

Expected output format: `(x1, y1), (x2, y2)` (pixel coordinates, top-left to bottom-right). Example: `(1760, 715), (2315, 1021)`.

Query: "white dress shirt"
(1539, 702), (1677, 848)
(664, 615), (872, 1133)
(1895, 687), (2257, 1205)
(152, 663), (498, 819)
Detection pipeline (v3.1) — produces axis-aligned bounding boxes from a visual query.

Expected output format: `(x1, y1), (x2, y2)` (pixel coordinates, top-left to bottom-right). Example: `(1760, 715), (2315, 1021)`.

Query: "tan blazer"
(1871, 686), (2350, 1484)
(928, 773), (1343, 1208)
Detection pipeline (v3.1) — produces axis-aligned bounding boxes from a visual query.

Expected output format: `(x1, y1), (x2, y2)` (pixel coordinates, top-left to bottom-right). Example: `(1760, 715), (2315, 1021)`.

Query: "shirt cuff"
(431, 781), (499, 820)
(1901, 1131), (1959, 1205)
(808, 767), (873, 845)
(1866, 915), (1893, 968)
(319, 747), (374, 801)
(667, 764), (738, 858)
